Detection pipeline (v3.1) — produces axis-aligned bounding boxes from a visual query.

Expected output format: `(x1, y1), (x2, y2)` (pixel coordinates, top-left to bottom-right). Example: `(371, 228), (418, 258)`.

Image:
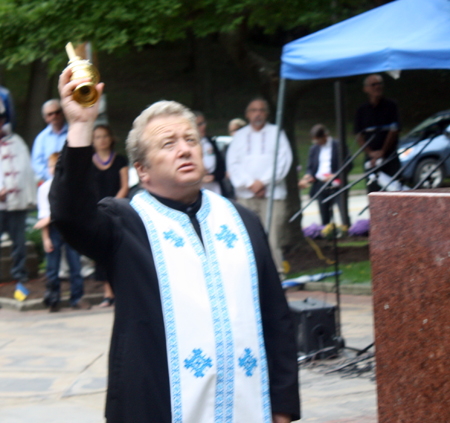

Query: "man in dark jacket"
(299, 124), (347, 225)
(50, 68), (300, 423)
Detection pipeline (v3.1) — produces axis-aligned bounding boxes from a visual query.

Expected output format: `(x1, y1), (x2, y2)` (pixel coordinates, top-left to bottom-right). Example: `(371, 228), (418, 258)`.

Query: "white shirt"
(315, 137), (333, 181)
(37, 177), (52, 219)
(201, 137), (221, 195)
(226, 123), (292, 200)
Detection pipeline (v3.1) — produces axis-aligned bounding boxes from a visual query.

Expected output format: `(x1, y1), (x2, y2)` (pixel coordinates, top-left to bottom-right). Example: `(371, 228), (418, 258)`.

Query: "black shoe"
(72, 299), (92, 310)
(49, 303), (61, 313)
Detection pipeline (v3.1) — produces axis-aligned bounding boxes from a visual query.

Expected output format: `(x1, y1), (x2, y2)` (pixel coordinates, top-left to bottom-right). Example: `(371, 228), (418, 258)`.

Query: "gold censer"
(65, 42), (100, 107)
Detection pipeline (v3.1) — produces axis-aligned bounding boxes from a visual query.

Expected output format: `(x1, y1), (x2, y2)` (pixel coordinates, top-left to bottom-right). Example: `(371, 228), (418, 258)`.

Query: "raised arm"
(50, 68), (114, 262)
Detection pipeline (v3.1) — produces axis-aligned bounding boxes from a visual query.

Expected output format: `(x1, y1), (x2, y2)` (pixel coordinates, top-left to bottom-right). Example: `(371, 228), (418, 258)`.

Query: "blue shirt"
(31, 123), (68, 181)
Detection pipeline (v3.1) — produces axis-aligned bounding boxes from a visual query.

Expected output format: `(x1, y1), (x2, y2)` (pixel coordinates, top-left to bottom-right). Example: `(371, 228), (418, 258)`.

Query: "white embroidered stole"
(131, 190), (271, 423)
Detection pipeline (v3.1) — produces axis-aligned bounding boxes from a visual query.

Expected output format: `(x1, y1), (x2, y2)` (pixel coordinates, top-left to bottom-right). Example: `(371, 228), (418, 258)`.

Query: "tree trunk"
(23, 60), (52, 147)
(192, 35), (214, 112)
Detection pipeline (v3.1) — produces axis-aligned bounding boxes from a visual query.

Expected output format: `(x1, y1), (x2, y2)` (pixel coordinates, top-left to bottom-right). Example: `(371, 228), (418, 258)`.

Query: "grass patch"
(287, 260), (371, 284)
(337, 240), (369, 247)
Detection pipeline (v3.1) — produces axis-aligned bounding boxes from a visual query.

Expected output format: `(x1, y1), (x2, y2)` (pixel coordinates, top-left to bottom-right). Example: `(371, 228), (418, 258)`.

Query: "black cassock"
(50, 145), (300, 423)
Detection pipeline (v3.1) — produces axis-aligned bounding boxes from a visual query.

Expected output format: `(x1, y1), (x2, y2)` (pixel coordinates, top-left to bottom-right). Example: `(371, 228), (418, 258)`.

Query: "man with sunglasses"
(354, 74), (401, 192)
(31, 99), (68, 182)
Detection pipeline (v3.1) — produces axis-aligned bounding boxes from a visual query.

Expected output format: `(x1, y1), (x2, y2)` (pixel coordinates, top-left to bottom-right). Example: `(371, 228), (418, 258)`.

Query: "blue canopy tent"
(266, 0), (450, 231)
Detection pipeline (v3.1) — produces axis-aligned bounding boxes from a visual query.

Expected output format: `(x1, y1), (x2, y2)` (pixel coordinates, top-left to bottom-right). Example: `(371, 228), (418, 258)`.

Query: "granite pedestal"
(370, 191), (450, 423)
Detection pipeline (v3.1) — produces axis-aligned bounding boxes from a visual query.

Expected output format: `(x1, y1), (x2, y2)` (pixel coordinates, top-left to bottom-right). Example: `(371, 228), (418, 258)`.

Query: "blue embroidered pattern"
(163, 229), (185, 247)
(238, 348), (258, 376)
(130, 192), (183, 422)
(184, 348), (213, 378)
(226, 200), (272, 422)
(215, 224), (238, 248)
(198, 193), (235, 422)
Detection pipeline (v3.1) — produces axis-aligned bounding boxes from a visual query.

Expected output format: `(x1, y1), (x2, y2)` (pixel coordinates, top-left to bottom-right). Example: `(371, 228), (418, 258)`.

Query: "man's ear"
(134, 162), (150, 185)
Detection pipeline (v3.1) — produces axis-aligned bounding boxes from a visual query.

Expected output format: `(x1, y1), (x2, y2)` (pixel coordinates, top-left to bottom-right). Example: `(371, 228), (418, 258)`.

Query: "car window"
(406, 115), (450, 141)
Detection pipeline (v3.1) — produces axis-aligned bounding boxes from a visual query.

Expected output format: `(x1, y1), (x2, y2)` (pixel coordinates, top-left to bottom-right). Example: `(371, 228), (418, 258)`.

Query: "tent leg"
(334, 80), (351, 227)
(265, 77), (287, 235)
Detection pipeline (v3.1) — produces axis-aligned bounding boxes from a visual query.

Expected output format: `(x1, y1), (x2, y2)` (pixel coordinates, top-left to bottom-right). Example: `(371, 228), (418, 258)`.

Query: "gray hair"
(126, 100), (197, 166)
(245, 97), (270, 114)
(41, 99), (60, 118)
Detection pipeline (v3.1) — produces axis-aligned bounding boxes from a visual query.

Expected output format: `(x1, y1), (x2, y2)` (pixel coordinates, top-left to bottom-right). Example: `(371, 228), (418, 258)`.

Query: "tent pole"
(265, 77), (287, 235)
(334, 80), (351, 227)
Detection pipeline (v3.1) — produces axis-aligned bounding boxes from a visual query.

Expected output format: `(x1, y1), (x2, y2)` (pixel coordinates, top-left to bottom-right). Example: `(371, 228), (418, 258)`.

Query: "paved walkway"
(0, 291), (377, 423)
(301, 192), (369, 228)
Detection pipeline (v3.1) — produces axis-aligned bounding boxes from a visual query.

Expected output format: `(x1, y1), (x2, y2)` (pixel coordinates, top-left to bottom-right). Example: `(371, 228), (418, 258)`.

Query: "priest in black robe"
(50, 68), (300, 423)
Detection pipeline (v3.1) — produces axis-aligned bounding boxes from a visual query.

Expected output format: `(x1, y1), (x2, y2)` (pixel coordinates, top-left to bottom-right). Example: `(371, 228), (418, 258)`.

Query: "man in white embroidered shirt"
(226, 99), (293, 273)
(50, 69), (299, 423)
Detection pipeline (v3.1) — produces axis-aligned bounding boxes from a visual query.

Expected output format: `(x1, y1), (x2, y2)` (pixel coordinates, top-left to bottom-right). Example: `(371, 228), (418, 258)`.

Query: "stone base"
(370, 191), (450, 423)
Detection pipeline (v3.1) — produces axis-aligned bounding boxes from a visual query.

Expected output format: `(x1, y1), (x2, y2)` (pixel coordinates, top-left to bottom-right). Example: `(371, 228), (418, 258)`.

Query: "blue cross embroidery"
(163, 229), (185, 247)
(184, 349), (213, 378)
(215, 225), (238, 248)
(238, 348), (257, 377)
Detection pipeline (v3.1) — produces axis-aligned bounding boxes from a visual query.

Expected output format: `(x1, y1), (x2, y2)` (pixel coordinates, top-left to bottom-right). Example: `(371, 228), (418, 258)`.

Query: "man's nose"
(177, 139), (192, 156)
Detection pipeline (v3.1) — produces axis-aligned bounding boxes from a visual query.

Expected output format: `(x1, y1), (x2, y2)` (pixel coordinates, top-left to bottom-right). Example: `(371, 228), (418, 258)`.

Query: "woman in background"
(92, 124), (128, 307)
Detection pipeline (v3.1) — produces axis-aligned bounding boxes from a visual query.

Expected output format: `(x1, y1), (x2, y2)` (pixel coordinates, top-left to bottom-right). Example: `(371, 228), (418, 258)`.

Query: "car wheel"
(413, 158), (444, 188)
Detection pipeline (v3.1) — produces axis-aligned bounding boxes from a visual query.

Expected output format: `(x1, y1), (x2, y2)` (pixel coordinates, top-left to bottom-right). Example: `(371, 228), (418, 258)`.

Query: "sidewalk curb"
(303, 281), (372, 295)
(0, 293), (104, 311)
(0, 284), (372, 311)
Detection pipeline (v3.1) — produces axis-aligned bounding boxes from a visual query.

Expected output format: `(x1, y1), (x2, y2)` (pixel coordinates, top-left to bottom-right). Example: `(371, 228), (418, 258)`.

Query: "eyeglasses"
(46, 109), (62, 117)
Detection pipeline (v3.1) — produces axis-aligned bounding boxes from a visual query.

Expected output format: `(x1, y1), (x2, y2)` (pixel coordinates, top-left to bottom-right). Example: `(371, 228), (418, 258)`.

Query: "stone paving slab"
(0, 292), (377, 423)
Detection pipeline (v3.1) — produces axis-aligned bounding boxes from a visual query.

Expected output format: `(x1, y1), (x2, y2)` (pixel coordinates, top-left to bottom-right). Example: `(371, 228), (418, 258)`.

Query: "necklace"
(95, 151), (114, 166)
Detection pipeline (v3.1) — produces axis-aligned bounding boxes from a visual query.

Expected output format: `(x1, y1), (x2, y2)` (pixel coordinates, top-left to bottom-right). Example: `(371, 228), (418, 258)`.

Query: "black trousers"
(314, 184), (344, 226)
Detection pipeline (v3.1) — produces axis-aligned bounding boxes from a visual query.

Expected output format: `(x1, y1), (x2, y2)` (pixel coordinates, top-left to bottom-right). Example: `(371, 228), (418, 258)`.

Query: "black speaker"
(289, 298), (337, 357)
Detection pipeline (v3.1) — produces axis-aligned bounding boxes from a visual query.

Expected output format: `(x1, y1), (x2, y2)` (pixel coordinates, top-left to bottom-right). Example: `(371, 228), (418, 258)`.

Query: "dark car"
(398, 110), (450, 188)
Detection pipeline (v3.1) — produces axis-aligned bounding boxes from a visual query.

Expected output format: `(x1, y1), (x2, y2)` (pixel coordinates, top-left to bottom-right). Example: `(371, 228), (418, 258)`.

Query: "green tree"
(0, 0), (384, 250)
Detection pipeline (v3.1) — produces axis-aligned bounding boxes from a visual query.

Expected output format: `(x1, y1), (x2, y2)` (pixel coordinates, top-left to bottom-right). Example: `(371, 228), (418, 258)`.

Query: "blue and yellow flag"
(14, 282), (29, 302)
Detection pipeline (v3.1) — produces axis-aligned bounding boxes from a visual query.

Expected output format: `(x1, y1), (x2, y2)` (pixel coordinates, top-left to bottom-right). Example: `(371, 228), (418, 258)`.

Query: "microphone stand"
(289, 133), (378, 356)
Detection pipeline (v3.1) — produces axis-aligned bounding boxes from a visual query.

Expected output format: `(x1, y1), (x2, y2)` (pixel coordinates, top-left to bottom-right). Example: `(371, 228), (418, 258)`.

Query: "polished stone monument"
(370, 191), (450, 423)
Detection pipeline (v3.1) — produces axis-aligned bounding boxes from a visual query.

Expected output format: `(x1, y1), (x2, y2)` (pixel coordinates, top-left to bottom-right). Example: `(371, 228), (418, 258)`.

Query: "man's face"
(314, 135), (327, 146)
(195, 115), (207, 138)
(246, 100), (268, 131)
(363, 75), (384, 100)
(137, 115), (205, 199)
(43, 103), (64, 129)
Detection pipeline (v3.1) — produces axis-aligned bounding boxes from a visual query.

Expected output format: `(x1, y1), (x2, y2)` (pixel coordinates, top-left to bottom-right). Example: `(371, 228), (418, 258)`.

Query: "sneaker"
(72, 299), (92, 310)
